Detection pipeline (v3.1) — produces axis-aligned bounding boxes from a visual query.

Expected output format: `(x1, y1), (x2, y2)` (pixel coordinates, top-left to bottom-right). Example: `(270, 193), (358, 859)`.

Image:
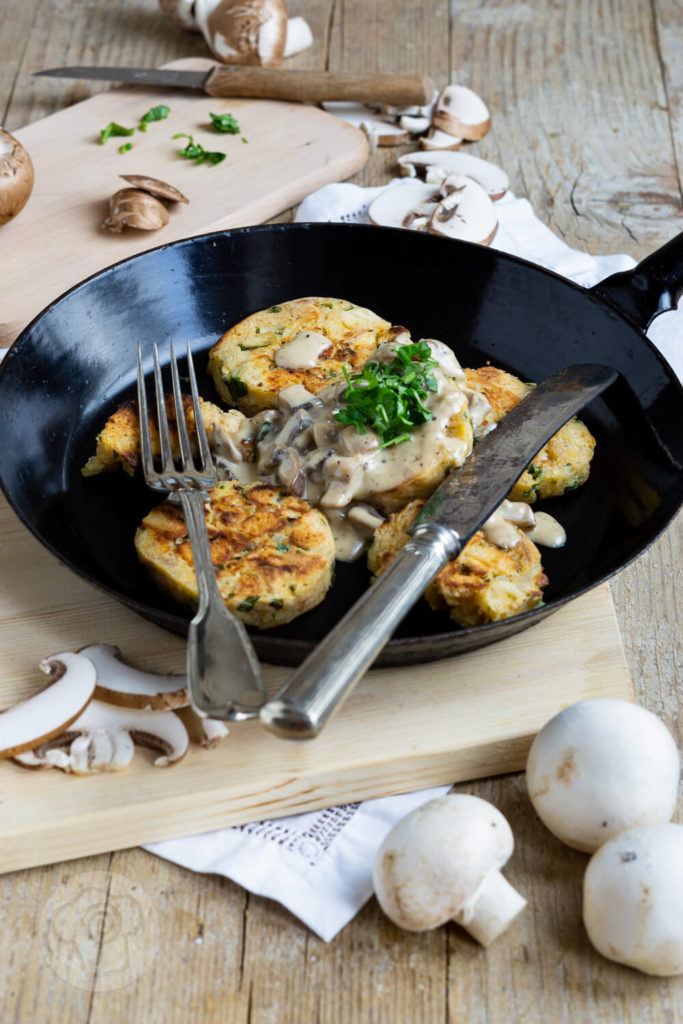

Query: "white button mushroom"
(583, 822), (683, 976)
(526, 698), (681, 852)
(372, 794), (527, 946)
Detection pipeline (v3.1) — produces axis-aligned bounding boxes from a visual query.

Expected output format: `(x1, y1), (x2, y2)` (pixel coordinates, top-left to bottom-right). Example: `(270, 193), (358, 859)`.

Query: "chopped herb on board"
(100, 122), (135, 144)
(118, 142), (133, 154)
(172, 133), (226, 166)
(139, 104), (171, 131)
(334, 341), (439, 448)
(209, 111), (240, 134)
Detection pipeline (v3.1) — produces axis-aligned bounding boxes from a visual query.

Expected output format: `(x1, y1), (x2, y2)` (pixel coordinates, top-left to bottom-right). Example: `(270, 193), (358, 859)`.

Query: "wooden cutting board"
(0, 58), (368, 346)
(0, 493), (632, 874)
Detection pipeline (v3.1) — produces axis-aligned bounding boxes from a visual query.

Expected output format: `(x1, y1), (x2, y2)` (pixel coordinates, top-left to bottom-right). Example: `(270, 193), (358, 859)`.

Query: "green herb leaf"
(333, 342), (439, 448)
(237, 595), (260, 612)
(100, 122), (135, 144)
(226, 375), (248, 400)
(139, 104), (170, 132)
(173, 133), (226, 166)
(256, 422), (273, 443)
(118, 142), (133, 154)
(209, 111), (240, 134)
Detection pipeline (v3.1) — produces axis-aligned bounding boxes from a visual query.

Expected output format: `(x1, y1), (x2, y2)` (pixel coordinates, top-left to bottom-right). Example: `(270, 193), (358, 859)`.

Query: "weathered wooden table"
(1, 1), (681, 1020)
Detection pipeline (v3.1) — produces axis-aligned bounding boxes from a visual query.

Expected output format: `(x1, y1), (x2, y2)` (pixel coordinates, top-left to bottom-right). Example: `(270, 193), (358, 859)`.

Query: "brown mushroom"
(119, 175), (189, 204)
(195, 0), (288, 67)
(0, 128), (34, 227)
(102, 188), (170, 233)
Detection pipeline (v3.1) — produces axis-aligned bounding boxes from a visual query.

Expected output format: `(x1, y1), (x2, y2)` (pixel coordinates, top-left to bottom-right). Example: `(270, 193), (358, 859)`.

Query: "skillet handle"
(589, 230), (683, 331)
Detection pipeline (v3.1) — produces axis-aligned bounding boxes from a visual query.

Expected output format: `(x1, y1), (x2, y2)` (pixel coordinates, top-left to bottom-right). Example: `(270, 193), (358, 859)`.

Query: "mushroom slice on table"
(397, 151), (509, 200)
(583, 822), (683, 976)
(368, 181), (441, 229)
(0, 127), (34, 227)
(14, 699), (190, 772)
(321, 102), (411, 147)
(79, 643), (189, 710)
(419, 126), (463, 151)
(0, 651), (96, 759)
(526, 697), (681, 852)
(373, 794), (527, 945)
(432, 84), (491, 141)
(428, 175), (498, 245)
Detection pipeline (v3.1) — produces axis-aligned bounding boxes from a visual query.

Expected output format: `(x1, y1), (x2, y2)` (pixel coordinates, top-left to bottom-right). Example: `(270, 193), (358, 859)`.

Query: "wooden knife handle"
(204, 66), (435, 106)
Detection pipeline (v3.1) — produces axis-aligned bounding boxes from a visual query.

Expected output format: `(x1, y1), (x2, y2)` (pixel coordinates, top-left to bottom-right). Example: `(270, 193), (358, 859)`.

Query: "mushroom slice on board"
(321, 102), (411, 146)
(428, 175), (498, 246)
(119, 175), (189, 204)
(584, 822), (683, 976)
(419, 126), (463, 151)
(397, 151), (509, 200)
(0, 651), (96, 759)
(14, 699), (189, 772)
(79, 643), (189, 710)
(368, 181), (441, 229)
(526, 697), (681, 852)
(0, 128), (35, 227)
(432, 84), (491, 141)
(373, 794), (527, 946)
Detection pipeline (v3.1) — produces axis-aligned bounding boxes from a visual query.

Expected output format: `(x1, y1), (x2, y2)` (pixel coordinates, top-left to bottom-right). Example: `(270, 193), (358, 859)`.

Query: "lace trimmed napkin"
(3, 180), (680, 943)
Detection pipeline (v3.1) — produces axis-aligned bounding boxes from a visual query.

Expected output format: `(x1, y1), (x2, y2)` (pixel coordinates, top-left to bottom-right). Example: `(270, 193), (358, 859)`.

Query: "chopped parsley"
(256, 422), (272, 443)
(237, 595), (260, 612)
(118, 142), (133, 154)
(100, 122), (135, 144)
(139, 105), (170, 131)
(172, 133), (226, 166)
(209, 111), (240, 134)
(334, 341), (439, 448)
(226, 375), (248, 400)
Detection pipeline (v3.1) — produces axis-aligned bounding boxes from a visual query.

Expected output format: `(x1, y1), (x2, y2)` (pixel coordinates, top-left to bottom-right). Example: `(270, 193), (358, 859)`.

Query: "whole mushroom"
(373, 794), (527, 946)
(526, 698), (681, 852)
(0, 128), (34, 226)
(583, 822), (683, 976)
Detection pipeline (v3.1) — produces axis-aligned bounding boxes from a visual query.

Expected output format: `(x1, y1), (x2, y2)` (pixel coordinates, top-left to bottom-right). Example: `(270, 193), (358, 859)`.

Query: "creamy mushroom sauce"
(210, 339), (566, 560)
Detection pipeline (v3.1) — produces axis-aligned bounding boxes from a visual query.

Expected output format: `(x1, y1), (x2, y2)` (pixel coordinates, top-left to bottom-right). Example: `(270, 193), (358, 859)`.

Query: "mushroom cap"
(526, 698), (681, 853)
(0, 127), (35, 227)
(119, 175), (189, 204)
(432, 84), (491, 141)
(427, 175), (498, 246)
(397, 151), (509, 200)
(373, 794), (514, 931)
(583, 822), (683, 976)
(194, 0), (288, 67)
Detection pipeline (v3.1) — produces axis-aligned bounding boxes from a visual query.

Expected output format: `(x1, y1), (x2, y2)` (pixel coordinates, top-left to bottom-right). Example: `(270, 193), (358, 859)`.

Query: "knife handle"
(204, 66), (435, 106)
(259, 522), (460, 739)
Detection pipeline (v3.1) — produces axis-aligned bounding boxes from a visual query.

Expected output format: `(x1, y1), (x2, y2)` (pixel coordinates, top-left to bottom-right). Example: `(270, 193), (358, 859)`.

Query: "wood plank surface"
(1, 0), (682, 1022)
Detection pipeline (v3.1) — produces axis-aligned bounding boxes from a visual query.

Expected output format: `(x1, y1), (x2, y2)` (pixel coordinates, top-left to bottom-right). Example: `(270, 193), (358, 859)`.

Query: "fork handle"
(179, 490), (267, 721)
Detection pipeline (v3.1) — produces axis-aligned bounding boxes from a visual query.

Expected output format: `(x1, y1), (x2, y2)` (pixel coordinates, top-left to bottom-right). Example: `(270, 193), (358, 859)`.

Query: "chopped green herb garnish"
(172, 133), (226, 166)
(241, 137), (249, 144)
(139, 105), (170, 132)
(269, 305), (282, 313)
(528, 463), (542, 479)
(275, 541), (289, 553)
(118, 142), (133, 154)
(256, 422), (272, 443)
(209, 111), (240, 134)
(321, 302), (334, 309)
(334, 341), (439, 448)
(270, 598), (284, 609)
(100, 122), (135, 144)
(226, 375), (248, 400)
(237, 595), (260, 612)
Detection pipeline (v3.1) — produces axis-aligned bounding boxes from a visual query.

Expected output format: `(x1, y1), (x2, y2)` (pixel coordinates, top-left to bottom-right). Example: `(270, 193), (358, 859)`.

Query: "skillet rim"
(1, 221), (681, 663)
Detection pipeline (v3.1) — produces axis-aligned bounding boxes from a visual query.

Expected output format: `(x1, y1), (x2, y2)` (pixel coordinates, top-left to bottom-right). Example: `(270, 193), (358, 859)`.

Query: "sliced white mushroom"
(79, 643), (188, 710)
(373, 89), (438, 120)
(428, 175), (498, 246)
(0, 652), (96, 759)
(14, 700), (189, 772)
(397, 151), (509, 200)
(283, 15), (313, 57)
(398, 114), (431, 134)
(368, 181), (441, 229)
(418, 126), (463, 151)
(321, 102), (411, 147)
(432, 84), (491, 141)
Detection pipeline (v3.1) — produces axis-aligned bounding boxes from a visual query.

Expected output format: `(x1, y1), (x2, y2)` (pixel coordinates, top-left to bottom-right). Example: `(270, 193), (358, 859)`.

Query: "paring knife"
(33, 66), (435, 107)
(259, 363), (618, 741)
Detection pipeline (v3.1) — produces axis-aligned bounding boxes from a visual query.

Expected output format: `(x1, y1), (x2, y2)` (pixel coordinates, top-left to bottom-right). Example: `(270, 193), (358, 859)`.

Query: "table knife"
(259, 363), (618, 741)
(33, 66), (435, 106)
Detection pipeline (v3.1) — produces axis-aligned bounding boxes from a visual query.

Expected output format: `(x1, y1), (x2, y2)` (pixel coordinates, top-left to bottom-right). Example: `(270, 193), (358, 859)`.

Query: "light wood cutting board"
(0, 58), (368, 346)
(0, 493), (632, 875)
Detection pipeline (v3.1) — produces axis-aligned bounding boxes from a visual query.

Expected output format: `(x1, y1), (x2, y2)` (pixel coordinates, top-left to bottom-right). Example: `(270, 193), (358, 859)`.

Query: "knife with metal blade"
(33, 66), (436, 106)
(259, 363), (618, 740)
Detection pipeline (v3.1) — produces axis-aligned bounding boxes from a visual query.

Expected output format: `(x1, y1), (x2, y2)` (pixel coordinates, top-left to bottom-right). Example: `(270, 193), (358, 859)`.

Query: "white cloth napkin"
(3, 180), (680, 943)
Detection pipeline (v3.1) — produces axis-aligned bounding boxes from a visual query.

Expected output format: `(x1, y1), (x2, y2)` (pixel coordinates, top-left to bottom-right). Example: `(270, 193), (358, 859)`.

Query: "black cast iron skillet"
(0, 223), (681, 666)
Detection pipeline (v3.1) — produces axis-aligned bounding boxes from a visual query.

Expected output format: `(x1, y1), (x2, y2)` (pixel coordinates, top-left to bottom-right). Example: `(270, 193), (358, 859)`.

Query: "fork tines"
(136, 341), (216, 493)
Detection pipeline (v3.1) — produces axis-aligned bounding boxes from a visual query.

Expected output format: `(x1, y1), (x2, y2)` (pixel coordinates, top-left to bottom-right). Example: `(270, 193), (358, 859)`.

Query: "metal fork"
(136, 341), (267, 720)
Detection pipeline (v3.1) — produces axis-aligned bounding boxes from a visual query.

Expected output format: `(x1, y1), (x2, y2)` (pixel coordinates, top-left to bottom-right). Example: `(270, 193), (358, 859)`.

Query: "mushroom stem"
(453, 870), (527, 947)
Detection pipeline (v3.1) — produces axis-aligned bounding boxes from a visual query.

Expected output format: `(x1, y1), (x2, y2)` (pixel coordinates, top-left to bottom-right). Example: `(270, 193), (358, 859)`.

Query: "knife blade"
(33, 66), (436, 107)
(259, 363), (618, 740)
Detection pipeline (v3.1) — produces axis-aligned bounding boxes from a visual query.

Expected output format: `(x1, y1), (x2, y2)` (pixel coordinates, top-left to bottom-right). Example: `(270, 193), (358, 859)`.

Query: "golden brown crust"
(135, 481), (335, 628)
(207, 297), (397, 415)
(368, 499), (547, 627)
